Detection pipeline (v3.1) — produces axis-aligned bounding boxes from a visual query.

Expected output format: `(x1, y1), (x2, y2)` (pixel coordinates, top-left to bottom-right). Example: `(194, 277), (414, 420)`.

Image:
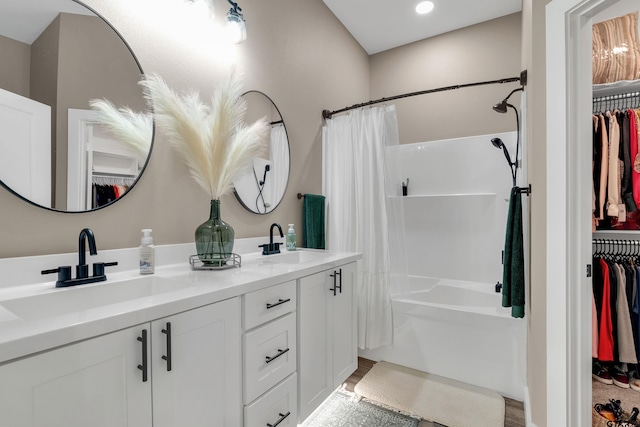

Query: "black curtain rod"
(322, 75), (523, 119)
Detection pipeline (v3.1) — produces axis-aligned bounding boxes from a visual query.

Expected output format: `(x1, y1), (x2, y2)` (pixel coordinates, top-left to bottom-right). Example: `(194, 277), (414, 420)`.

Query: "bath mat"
(301, 390), (420, 427)
(354, 361), (505, 427)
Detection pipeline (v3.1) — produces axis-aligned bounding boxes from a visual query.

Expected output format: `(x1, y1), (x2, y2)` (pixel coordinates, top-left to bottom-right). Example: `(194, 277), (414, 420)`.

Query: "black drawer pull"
(266, 298), (291, 309)
(137, 329), (148, 382)
(265, 348), (290, 364)
(266, 411), (290, 427)
(161, 322), (172, 372)
(329, 269), (342, 295)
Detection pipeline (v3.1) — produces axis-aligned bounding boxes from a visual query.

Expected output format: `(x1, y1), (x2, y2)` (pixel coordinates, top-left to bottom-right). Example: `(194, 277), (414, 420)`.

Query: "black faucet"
(41, 228), (118, 287)
(259, 223), (284, 255)
(77, 228), (97, 279)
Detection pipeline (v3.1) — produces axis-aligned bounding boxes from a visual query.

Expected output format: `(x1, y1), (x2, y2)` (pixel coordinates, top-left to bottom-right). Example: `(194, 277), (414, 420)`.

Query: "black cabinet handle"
(266, 411), (291, 427)
(265, 348), (290, 364)
(266, 298), (291, 309)
(330, 269), (342, 295)
(161, 322), (172, 372)
(137, 329), (148, 382)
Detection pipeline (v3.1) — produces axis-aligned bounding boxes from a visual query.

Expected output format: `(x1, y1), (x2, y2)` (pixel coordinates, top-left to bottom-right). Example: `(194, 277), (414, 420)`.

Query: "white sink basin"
(0, 276), (190, 321)
(260, 250), (328, 264)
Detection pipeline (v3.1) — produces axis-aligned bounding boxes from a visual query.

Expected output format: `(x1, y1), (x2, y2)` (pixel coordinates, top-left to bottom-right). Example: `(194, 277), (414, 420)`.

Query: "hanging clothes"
(596, 257), (615, 361)
(592, 243), (640, 368)
(591, 107), (640, 230)
(614, 263), (637, 364)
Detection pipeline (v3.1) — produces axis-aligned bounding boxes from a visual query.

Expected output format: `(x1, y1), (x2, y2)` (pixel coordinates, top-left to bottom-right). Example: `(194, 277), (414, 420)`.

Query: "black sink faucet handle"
(41, 266), (72, 283)
(92, 261), (118, 277)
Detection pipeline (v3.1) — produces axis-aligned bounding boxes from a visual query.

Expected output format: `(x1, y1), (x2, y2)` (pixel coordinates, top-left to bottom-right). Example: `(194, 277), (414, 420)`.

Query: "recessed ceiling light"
(415, 1), (434, 15)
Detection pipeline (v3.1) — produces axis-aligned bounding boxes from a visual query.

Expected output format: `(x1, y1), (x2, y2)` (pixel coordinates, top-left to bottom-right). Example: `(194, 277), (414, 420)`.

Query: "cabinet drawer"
(244, 373), (297, 427)
(243, 281), (296, 330)
(244, 312), (297, 404)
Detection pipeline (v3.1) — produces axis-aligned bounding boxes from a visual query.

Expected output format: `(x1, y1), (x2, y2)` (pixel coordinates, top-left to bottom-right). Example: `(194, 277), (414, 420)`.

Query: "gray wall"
(370, 13), (522, 144)
(0, 35), (30, 97)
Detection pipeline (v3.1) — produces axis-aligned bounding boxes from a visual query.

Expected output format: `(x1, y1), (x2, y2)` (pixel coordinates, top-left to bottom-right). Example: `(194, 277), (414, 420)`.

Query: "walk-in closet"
(591, 6), (640, 423)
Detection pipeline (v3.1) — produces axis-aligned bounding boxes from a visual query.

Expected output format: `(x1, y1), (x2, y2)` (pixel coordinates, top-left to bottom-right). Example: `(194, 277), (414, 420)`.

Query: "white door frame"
(546, 0), (616, 425)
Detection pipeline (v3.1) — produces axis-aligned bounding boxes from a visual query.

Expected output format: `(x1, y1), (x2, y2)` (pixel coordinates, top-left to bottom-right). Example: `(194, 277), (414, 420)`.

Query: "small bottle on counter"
(140, 229), (155, 274)
(286, 224), (296, 251)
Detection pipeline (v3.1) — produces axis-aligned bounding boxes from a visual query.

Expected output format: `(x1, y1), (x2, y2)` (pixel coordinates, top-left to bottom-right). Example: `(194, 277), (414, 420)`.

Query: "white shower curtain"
(322, 105), (407, 350)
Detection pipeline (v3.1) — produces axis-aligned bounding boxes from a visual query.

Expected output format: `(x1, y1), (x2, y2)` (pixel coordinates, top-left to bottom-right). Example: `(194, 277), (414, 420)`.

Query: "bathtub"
(359, 276), (526, 400)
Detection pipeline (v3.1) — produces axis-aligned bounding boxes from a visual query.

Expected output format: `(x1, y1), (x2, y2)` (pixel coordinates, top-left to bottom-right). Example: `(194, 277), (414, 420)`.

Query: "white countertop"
(0, 240), (360, 364)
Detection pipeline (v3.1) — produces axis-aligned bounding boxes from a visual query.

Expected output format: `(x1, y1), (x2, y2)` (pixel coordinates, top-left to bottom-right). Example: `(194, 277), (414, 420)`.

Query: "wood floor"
(345, 357), (526, 427)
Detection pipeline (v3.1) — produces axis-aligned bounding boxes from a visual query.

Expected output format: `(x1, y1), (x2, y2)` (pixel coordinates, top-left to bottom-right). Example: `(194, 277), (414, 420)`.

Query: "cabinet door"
(297, 270), (333, 421)
(331, 262), (357, 385)
(152, 297), (242, 427)
(0, 326), (152, 427)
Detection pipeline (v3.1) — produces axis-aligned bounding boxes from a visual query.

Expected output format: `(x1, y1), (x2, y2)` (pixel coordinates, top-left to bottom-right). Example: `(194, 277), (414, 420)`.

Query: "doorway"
(546, 0), (636, 425)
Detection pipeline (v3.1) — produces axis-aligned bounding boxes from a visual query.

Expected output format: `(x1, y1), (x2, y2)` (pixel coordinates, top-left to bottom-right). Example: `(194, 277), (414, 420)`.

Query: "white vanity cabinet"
(0, 325), (152, 427)
(151, 297), (242, 427)
(297, 262), (357, 422)
(0, 297), (241, 427)
(242, 280), (298, 427)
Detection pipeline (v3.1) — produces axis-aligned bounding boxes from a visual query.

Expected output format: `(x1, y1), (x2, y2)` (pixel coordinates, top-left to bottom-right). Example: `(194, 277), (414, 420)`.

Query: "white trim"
(545, 0), (618, 425)
(524, 385), (537, 427)
(67, 109), (97, 211)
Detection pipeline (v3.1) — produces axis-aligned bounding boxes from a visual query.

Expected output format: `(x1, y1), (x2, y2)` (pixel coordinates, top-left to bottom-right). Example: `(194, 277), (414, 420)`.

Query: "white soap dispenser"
(140, 229), (155, 274)
(286, 224), (296, 251)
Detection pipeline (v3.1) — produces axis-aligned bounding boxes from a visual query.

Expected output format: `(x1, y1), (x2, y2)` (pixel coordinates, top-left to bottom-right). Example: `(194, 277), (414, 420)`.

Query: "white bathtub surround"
(322, 104), (408, 350)
(361, 132), (526, 401)
(396, 131), (518, 287)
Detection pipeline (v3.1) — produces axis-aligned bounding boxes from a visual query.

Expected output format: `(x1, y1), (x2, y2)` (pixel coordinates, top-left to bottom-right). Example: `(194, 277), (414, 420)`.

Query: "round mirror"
(0, 0), (152, 212)
(234, 91), (290, 214)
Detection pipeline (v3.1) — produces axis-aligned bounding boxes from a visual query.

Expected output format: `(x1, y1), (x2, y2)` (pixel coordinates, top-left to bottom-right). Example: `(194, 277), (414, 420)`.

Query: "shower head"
(491, 137), (513, 166)
(493, 101), (508, 113)
(492, 87), (523, 114)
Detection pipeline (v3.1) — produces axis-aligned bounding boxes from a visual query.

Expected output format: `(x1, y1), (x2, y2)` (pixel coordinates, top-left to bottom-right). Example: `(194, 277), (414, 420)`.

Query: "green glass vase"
(195, 199), (235, 266)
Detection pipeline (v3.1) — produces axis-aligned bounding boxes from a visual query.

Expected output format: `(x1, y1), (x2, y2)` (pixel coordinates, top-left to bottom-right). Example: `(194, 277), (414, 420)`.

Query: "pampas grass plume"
(140, 72), (269, 200)
(88, 99), (153, 162)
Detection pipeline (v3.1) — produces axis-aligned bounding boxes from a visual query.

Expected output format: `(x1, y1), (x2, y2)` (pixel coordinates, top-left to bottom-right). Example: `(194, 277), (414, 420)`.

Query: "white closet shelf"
(593, 79), (640, 97)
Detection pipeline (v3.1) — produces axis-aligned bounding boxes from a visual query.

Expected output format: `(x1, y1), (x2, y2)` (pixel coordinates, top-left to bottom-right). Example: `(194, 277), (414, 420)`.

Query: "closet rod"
(322, 74), (524, 119)
(592, 239), (640, 245)
(592, 92), (640, 104)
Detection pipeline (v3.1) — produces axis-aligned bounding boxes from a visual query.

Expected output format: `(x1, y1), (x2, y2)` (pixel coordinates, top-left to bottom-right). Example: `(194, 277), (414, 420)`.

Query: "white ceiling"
(0, 0), (93, 45)
(322, 0), (522, 55)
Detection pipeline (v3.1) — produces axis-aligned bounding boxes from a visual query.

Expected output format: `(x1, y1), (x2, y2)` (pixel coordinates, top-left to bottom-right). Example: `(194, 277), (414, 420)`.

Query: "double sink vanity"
(0, 1), (357, 425)
(0, 237), (360, 427)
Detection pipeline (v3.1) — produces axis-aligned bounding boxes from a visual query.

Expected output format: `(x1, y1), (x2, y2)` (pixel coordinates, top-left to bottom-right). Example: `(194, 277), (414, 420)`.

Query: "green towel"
(502, 187), (525, 318)
(303, 194), (325, 249)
